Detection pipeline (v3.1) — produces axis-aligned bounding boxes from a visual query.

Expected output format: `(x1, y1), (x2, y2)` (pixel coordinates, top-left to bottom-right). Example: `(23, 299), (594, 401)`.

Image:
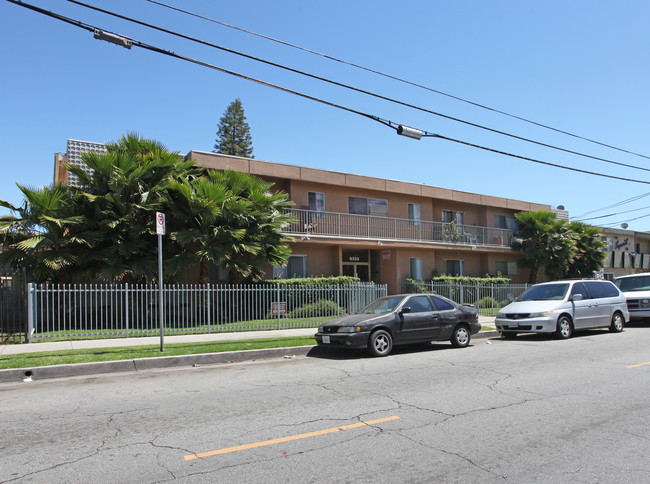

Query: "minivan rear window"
(583, 281), (619, 299)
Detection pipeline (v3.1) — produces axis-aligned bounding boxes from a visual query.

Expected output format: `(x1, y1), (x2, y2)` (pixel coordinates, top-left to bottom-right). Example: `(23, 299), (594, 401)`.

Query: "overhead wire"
(145, 0), (650, 162)
(573, 205), (650, 222)
(61, 0), (650, 174)
(7, 0), (650, 188)
(573, 192), (650, 218)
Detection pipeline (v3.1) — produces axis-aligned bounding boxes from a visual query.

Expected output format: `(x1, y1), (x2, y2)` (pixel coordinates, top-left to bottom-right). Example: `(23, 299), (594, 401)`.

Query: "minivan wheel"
(451, 324), (471, 348)
(610, 312), (624, 333)
(556, 316), (573, 339)
(368, 330), (393, 357)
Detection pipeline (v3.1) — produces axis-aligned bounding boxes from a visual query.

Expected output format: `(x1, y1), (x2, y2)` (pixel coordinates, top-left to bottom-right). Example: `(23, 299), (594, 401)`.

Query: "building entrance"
(342, 250), (371, 282)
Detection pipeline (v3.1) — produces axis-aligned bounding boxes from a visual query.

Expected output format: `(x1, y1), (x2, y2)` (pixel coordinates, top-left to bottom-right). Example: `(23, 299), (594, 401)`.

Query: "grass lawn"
(0, 336), (317, 370)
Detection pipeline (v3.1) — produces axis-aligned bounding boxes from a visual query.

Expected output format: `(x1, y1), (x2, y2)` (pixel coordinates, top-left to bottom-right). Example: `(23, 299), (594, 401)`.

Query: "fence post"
(125, 283), (130, 338)
(277, 283), (281, 330)
(26, 283), (35, 343)
(491, 284), (494, 316)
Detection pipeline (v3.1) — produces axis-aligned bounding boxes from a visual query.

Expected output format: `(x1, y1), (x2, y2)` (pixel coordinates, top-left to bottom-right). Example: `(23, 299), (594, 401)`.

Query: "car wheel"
(502, 332), (517, 339)
(555, 315), (573, 339)
(368, 330), (393, 357)
(451, 324), (471, 348)
(610, 312), (624, 333)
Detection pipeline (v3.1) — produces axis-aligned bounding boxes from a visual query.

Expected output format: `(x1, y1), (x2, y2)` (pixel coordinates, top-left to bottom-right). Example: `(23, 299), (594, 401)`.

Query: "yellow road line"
(627, 361), (650, 368)
(184, 415), (400, 461)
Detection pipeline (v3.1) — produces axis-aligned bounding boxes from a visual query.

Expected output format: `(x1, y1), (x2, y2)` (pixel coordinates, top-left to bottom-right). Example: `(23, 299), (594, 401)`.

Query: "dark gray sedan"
(315, 294), (480, 356)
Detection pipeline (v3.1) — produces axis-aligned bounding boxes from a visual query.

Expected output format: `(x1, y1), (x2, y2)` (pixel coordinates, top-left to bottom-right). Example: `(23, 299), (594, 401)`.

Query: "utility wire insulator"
(397, 125), (424, 140)
(93, 28), (132, 49)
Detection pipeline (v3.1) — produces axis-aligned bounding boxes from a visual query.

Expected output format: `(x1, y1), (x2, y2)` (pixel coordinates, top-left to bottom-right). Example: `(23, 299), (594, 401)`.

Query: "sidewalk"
(1, 316), (496, 355)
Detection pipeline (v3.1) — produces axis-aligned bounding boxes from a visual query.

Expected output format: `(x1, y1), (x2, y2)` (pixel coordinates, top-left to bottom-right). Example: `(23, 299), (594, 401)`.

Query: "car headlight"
(338, 326), (362, 333)
(496, 312), (504, 319)
(529, 311), (554, 318)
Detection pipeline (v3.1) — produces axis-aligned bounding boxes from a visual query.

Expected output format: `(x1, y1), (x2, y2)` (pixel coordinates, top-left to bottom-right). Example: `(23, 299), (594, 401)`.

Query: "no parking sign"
(156, 212), (166, 235)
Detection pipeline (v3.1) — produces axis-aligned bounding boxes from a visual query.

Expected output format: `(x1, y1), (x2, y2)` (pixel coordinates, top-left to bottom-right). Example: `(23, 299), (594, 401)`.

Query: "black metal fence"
(0, 270), (27, 343)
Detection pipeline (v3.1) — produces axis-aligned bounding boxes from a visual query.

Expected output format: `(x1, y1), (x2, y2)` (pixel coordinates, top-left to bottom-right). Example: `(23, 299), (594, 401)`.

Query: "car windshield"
(358, 296), (405, 314)
(519, 283), (569, 301)
(616, 276), (650, 292)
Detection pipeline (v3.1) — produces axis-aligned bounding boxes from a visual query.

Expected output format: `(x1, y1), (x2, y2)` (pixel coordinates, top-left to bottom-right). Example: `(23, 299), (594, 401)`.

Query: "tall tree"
(213, 98), (254, 158)
(511, 211), (575, 284)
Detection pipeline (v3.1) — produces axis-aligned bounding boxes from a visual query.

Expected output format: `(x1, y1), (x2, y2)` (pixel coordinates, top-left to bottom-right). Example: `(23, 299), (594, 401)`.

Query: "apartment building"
(598, 227), (650, 280)
(188, 151), (551, 292)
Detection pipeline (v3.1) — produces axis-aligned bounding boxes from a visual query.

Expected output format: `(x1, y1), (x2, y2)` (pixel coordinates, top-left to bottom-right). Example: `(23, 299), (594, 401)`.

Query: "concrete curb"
(0, 331), (500, 384)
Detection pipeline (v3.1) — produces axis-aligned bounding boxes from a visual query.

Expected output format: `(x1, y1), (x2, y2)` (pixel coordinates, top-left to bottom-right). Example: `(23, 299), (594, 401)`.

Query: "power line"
(599, 213), (650, 228)
(573, 205), (650, 222)
(573, 192), (650, 218)
(146, 0), (650, 162)
(7, 0), (650, 188)
(62, 0), (650, 174)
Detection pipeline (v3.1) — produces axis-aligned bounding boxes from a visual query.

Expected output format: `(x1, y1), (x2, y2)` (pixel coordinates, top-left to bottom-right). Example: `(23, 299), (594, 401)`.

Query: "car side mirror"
(401, 306), (411, 314)
(571, 294), (583, 301)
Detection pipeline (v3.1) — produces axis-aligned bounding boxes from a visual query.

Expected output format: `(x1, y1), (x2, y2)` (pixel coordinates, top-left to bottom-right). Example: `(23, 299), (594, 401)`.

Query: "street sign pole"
(156, 212), (165, 352)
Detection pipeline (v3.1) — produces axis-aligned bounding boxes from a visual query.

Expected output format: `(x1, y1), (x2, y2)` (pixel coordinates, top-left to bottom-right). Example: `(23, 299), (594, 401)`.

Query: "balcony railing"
(284, 209), (515, 248)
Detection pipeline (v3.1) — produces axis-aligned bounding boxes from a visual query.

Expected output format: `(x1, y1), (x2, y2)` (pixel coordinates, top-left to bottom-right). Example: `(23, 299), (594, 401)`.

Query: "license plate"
(508, 321), (519, 328)
(322, 335), (330, 344)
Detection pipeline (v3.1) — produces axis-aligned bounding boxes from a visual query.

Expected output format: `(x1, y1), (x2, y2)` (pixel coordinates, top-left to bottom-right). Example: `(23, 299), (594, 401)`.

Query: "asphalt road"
(2, 325), (650, 483)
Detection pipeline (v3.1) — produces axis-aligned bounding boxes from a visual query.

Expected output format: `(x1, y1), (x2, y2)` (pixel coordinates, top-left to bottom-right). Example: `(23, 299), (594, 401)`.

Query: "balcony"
(283, 209), (515, 249)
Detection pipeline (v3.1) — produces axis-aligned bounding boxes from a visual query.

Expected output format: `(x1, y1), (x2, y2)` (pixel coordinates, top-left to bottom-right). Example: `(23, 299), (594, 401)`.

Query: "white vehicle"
(496, 279), (629, 339)
(614, 273), (650, 321)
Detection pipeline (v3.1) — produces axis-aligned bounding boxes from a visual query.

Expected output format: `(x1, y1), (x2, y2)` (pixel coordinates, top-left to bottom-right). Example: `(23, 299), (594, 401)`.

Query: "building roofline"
(186, 150), (550, 212)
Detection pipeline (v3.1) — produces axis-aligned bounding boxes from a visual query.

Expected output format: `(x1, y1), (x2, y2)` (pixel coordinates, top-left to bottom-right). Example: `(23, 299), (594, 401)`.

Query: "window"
(308, 192), (325, 217)
(406, 295), (433, 313)
(209, 264), (229, 282)
(442, 210), (463, 225)
(495, 261), (519, 275)
(410, 257), (423, 280)
(570, 282), (589, 299)
(348, 197), (388, 216)
(274, 255), (308, 279)
(445, 260), (464, 276)
(601, 236), (614, 252)
(408, 203), (421, 226)
(494, 215), (518, 230)
(583, 281), (619, 299)
(431, 296), (454, 311)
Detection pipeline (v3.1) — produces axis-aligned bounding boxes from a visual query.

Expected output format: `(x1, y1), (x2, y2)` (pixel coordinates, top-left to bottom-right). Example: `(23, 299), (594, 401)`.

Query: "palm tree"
(512, 211), (575, 283)
(168, 169), (295, 284)
(66, 133), (196, 282)
(0, 184), (96, 282)
(566, 222), (607, 278)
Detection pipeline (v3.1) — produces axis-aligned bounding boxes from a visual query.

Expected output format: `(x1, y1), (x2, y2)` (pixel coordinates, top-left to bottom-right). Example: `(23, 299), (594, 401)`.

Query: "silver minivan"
(495, 280), (629, 339)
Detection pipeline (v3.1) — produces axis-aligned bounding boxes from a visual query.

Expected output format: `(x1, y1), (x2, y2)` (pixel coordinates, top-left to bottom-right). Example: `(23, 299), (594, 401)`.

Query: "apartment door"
(342, 250), (370, 282)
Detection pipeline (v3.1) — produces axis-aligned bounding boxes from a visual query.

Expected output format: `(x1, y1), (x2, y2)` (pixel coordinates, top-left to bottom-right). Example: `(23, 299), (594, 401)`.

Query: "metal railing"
(284, 209), (515, 248)
(401, 280), (529, 316)
(26, 282), (387, 342)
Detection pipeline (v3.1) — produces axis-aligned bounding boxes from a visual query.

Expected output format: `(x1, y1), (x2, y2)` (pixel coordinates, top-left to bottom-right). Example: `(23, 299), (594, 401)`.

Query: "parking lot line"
(627, 361), (650, 369)
(184, 416), (400, 461)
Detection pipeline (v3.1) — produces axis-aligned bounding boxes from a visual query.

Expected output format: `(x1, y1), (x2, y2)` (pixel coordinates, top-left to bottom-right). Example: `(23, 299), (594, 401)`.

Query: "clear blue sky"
(1, 0), (649, 232)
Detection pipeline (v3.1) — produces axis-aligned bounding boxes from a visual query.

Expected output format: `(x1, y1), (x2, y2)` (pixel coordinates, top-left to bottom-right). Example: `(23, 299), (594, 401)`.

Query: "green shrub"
(431, 275), (511, 285)
(284, 299), (346, 318)
(477, 297), (496, 309)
